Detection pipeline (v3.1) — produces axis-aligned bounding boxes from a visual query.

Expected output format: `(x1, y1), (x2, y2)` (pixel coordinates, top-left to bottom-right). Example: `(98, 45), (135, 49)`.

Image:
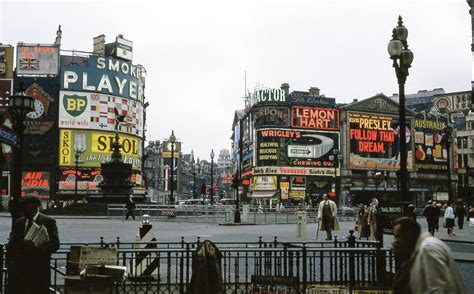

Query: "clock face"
(26, 100), (45, 119)
(167, 142), (175, 151)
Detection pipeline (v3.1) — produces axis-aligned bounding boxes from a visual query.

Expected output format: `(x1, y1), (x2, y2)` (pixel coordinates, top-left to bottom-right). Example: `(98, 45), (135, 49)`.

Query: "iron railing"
(1, 234), (393, 294)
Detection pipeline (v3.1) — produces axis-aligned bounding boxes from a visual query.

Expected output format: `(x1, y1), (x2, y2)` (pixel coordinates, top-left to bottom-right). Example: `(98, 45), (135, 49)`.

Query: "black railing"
(1, 233), (394, 294)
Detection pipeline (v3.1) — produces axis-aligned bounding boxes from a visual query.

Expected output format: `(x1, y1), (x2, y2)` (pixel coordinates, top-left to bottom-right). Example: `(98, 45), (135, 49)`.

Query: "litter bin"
(225, 208), (233, 223)
(296, 211), (307, 241)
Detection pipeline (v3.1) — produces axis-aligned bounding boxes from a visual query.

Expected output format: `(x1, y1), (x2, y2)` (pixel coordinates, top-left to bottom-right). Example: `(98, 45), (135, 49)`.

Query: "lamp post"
(210, 149), (215, 205)
(169, 130), (176, 204)
(442, 126), (453, 202)
(8, 82), (35, 222)
(73, 134), (86, 197)
(388, 16), (414, 202)
(191, 149), (196, 199)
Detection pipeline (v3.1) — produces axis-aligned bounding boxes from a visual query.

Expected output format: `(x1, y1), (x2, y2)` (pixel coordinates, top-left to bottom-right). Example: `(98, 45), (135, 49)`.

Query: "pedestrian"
(317, 194), (338, 240)
(126, 194), (136, 220)
(468, 205), (474, 226)
(356, 204), (368, 239)
(434, 201), (441, 231)
(444, 202), (456, 237)
(367, 197), (378, 241)
(406, 204), (416, 221)
(455, 201), (465, 229)
(392, 217), (466, 294)
(6, 194), (60, 294)
(422, 200), (437, 236)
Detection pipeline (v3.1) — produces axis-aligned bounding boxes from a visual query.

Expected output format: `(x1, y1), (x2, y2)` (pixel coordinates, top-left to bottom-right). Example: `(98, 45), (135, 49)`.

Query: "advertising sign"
(250, 88), (286, 107)
(61, 55), (144, 101)
(162, 140), (182, 157)
(0, 79), (13, 108)
(291, 106), (339, 130)
(23, 83), (55, 135)
(253, 107), (290, 128)
(291, 176), (306, 190)
(21, 171), (50, 199)
(257, 128), (339, 168)
(16, 45), (59, 75)
(252, 176), (277, 191)
(59, 129), (142, 170)
(59, 91), (143, 137)
(0, 172), (10, 197)
(433, 92), (471, 113)
(348, 112), (413, 170)
(0, 45), (14, 78)
(253, 166), (336, 176)
(280, 181), (289, 200)
(58, 167), (103, 193)
(413, 118), (448, 171)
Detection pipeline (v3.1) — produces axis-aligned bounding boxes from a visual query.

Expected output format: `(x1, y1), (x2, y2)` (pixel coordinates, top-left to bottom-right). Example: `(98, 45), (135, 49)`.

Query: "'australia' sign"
(61, 56), (143, 101)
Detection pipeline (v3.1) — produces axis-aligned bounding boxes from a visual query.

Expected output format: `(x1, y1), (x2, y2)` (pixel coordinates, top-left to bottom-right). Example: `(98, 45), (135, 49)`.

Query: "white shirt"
(444, 206), (455, 219)
(25, 211), (40, 232)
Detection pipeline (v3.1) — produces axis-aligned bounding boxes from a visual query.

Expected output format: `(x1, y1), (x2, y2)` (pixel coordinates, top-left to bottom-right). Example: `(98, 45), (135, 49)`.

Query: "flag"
(19, 58), (40, 70)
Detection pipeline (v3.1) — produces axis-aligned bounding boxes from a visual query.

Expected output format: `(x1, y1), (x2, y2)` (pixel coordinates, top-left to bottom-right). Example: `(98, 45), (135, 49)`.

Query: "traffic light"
(232, 173), (239, 189)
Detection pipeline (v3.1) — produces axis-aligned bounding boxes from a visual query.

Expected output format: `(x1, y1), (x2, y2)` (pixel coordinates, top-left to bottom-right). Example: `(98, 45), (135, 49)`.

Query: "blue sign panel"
(60, 55), (143, 101)
(0, 127), (17, 146)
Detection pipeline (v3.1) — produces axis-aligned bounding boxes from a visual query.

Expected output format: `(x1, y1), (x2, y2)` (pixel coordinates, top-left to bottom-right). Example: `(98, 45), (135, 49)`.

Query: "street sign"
(287, 145), (313, 158)
(0, 127), (17, 146)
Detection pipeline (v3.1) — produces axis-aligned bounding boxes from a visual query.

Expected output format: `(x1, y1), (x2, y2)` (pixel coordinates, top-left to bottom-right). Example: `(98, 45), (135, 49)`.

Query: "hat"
(21, 194), (41, 206)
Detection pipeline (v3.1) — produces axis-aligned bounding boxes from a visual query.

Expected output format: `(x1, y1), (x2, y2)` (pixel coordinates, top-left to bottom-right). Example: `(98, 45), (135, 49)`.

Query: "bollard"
(296, 211), (307, 241)
(132, 215), (159, 278)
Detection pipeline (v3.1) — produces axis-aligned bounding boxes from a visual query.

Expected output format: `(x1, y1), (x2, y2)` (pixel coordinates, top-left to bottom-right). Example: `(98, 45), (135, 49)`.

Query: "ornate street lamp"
(388, 16), (414, 201)
(210, 149), (215, 205)
(73, 134), (86, 197)
(441, 126), (453, 202)
(169, 130), (176, 204)
(191, 149), (196, 199)
(8, 82), (35, 221)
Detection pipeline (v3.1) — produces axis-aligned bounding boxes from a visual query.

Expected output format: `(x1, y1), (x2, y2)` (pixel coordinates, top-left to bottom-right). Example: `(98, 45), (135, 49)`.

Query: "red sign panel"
(21, 171), (50, 199)
(291, 106), (339, 130)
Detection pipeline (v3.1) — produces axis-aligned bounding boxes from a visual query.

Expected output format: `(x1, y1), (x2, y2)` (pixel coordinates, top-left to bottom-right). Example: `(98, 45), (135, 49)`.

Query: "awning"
(251, 191), (278, 198)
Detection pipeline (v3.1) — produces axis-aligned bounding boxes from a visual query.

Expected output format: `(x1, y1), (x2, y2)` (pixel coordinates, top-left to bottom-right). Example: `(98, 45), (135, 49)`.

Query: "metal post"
(210, 158), (214, 205)
(398, 80), (409, 201)
(74, 153), (80, 197)
(170, 143), (174, 204)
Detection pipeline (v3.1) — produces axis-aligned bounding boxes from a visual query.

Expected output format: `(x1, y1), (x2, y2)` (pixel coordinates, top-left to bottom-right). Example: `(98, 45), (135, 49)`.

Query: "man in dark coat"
(455, 201), (465, 229)
(7, 194), (60, 294)
(126, 195), (136, 220)
(422, 200), (437, 235)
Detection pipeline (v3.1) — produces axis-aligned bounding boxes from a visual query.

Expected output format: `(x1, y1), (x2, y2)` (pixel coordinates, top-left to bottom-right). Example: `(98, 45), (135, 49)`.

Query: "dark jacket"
(7, 213), (60, 294)
(126, 198), (136, 210)
(190, 240), (223, 294)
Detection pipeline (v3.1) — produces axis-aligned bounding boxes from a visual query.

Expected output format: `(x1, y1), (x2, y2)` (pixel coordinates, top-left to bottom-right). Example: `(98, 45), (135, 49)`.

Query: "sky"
(0, 0), (471, 160)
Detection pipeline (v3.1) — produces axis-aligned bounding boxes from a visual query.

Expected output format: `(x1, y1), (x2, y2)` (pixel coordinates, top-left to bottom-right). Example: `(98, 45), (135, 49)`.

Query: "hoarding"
(291, 106), (339, 130)
(59, 91), (143, 137)
(59, 129), (141, 170)
(58, 167), (102, 193)
(61, 55), (143, 101)
(348, 112), (413, 170)
(21, 171), (50, 199)
(413, 118), (448, 171)
(23, 83), (55, 135)
(253, 166), (336, 176)
(252, 176), (277, 191)
(0, 79), (13, 108)
(16, 45), (59, 75)
(256, 128), (339, 168)
(0, 45), (14, 78)
(253, 107), (290, 128)
(250, 88), (286, 107)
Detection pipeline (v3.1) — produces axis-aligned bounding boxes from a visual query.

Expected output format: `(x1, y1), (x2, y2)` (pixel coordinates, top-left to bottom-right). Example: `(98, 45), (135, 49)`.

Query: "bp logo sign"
(63, 94), (87, 117)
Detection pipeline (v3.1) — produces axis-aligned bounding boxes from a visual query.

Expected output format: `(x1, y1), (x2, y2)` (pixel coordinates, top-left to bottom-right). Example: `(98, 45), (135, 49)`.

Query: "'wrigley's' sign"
(61, 56), (143, 101)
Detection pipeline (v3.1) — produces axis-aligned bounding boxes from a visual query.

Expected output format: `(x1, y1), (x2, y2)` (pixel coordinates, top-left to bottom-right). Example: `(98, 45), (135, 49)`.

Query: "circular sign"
(435, 97), (451, 112)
